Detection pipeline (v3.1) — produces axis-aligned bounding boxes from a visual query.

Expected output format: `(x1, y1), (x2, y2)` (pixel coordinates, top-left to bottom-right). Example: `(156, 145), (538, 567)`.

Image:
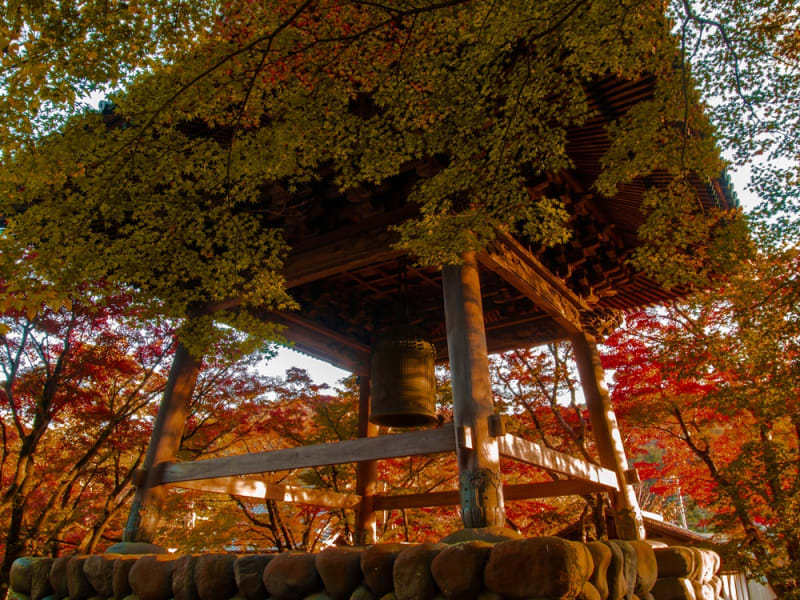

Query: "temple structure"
(123, 72), (736, 545)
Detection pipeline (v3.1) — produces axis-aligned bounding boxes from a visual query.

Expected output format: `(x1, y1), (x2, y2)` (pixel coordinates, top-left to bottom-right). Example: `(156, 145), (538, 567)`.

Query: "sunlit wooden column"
(571, 331), (645, 540)
(124, 342), (201, 542)
(354, 375), (378, 544)
(442, 252), (505, 528)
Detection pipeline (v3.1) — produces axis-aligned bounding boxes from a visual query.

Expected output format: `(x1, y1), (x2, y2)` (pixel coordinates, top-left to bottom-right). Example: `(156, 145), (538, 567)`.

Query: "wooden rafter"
(477, 233), (590, 335)
(283, 228), (401, 288)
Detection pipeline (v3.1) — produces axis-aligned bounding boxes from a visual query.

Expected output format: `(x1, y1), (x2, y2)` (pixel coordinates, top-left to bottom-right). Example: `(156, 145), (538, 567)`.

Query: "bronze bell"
(369, 328), (437, 427)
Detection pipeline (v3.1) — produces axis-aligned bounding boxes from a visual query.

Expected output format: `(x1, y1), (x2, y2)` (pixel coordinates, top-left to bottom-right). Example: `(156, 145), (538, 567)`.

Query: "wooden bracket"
(488, 414), (505, 437)
(624, 468), (641, 485)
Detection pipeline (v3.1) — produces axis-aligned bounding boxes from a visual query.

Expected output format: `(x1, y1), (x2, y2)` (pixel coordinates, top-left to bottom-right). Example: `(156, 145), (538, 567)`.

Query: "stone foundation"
(8, 537), (722, 600)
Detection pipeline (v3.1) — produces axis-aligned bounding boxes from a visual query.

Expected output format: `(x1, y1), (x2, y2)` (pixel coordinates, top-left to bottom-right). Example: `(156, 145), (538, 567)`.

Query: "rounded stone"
(651, 577), (695, 600)
(578, 581), (603, 600)
(234, 555), (274, 600)
(606, 541), (637, 600)
(601, 541), (627, 600)
(316, 547), (364, 600)
(172, 555), (198, 600)
(196, 554), (237, 600)
(67, 557), (96, 600)
(112, 556), (139, 600)
(128, 555), (179, 600)
(572, 543), (596, 583)
(629, 541), (657, 598)
(692, 581), (715, 600)
(360, 545), (406, 598)
(709, 576), (722, 597)
(50, 556), (72, 599)
(83, 555), (119, 598)
(263, 552), (322, 600)
(105, 543), (168, 555)
(393, 543), (445, 600)
(587, 541), (612, 600)
(439, 528), (521, 545)
(349, 584), (378, 600)
(11, 557), (35, 594)
(31, 558), (55, 600)
(653, 548), (695, 579)
(430, 541), (492, 600)
(695, 550), (719, 584)
(484, 537), (589, 599)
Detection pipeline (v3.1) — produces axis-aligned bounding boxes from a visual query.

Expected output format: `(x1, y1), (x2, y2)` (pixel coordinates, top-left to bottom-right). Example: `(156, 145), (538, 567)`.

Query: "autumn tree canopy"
(603, 244), (800, 597)
(1, 0), (779, 350)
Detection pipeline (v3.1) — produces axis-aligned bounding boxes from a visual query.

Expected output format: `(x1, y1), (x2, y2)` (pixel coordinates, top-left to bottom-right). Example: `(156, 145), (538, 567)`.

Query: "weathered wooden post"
(442, 252), (505, 528)
(354, 375), (378, 544)
(124, 342), (202, 542)
(571, 331), (645, 540)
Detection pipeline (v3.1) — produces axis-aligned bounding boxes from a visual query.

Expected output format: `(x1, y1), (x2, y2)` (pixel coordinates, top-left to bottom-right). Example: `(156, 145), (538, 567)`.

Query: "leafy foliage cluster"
(0, 0), (757, 353)
(604, 244), (800, 597)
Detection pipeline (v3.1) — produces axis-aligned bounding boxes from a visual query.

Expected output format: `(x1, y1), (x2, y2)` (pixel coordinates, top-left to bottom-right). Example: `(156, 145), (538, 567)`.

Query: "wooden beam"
(571, 331), (645, 540)
(167, 477), (361, 509)
(259, 310), (371, 375)
(478, 234), (589, 334)
(498, 434), (619, 490)
(124, 342), (202, 542)
(159, 425), (457, 484)
(371, 479), (613, 510)
(283, 229), (402, 288)
(442, 252), (505, 528)
(355, 376), (379, 544)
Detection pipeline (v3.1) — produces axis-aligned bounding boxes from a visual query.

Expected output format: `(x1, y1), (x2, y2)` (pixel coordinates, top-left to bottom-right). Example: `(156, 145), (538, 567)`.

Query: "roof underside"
(256, 74), (735, 374)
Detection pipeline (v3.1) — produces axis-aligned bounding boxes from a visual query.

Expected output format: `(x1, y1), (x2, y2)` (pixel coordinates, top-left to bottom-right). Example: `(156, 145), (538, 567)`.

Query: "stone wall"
(8, 537), (721, 600)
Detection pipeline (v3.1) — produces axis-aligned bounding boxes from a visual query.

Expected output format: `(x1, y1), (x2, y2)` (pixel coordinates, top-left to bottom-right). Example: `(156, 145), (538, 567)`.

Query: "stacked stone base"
(9, 537), (722, 600)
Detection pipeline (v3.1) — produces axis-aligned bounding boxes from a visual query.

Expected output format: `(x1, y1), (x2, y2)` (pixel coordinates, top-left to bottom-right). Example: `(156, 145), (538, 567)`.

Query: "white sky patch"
(260, 346), (350, 386)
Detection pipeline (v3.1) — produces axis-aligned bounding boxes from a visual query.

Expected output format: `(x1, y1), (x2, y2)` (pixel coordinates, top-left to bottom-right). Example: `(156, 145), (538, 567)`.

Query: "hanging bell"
(369, 327), (437, 427)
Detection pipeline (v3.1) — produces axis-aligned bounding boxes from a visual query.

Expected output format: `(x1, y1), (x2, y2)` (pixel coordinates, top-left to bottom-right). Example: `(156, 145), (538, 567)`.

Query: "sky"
(260, 346), (350, 387)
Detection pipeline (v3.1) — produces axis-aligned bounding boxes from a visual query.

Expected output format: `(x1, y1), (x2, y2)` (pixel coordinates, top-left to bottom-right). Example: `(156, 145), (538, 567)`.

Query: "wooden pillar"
(442, 252), (505, 528)
(570, 331), (645, 540)
(354, 375), (378, 545)
(124, 342), (202, 542)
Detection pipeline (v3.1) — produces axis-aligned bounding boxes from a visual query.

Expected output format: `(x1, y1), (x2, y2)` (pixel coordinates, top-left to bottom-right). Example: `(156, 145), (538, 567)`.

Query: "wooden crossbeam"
(167, 477), (610, 511)
(167, 476), (361, 509)
(159, 425), (457, 484)
(267, 311), (371, 375)
(372, 479), (612, 510)
(283, 229), (401, 288)
(478, 233), (589, 334)
(498, 434), (619, 490)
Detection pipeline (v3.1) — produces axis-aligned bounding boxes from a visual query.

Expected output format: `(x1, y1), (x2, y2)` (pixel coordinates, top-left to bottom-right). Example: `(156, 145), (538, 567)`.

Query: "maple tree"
(0, 284), (286, 584)
(603, 242), (800, 597)
(0, 290), (170, 582)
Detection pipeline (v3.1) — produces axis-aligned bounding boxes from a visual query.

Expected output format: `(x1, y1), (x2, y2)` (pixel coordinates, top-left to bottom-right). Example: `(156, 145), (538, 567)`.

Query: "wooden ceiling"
(253, 74), (736, 374)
